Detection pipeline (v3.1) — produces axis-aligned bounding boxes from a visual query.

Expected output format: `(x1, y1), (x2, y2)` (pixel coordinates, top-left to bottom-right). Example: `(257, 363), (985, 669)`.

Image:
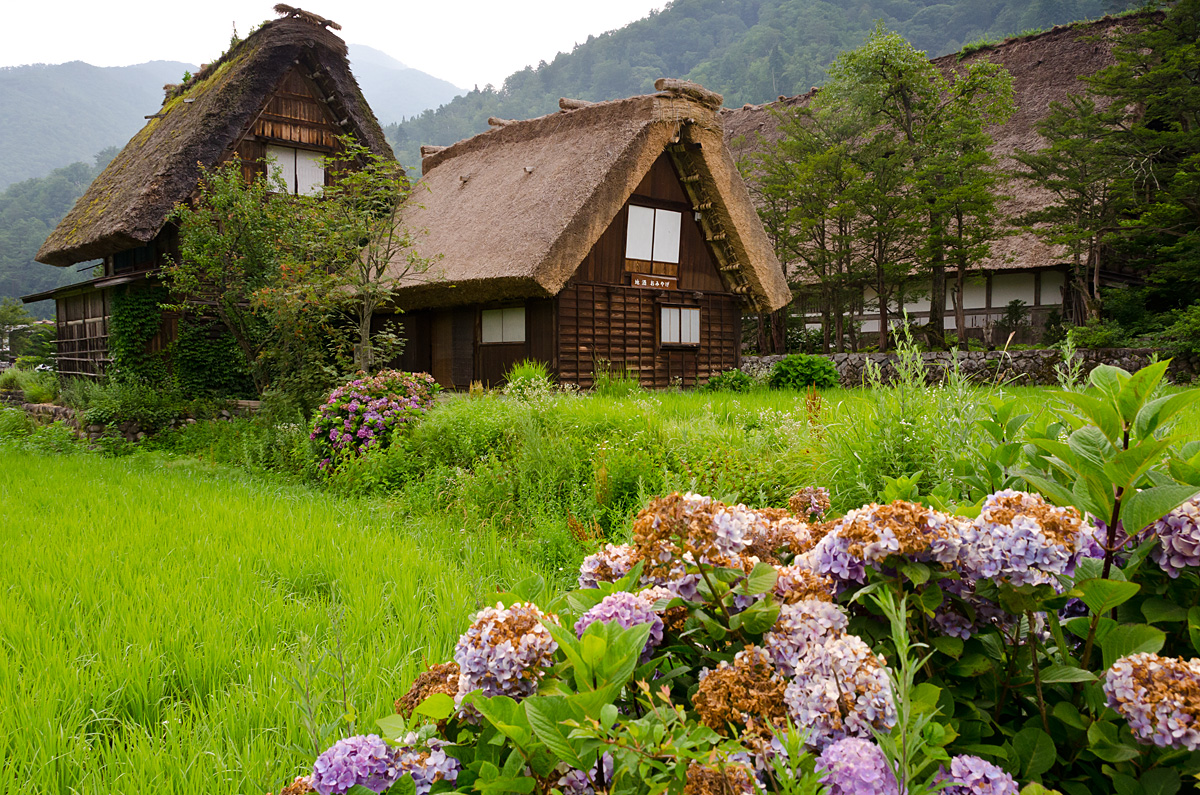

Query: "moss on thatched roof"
(37, 14), (391, 268)
(389, 82), (790, 313)
(722, 12), (1153, 278)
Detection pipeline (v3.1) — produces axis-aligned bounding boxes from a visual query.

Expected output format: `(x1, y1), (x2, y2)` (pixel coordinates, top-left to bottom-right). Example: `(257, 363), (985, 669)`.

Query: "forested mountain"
(0, 149), (117, 317)
(0, 61), (193, 189)
(385, 0), (1141, 168)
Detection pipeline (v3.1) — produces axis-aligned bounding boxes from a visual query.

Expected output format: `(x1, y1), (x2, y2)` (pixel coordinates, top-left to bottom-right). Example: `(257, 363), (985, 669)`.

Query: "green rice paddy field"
(2, 383), (1197, 794)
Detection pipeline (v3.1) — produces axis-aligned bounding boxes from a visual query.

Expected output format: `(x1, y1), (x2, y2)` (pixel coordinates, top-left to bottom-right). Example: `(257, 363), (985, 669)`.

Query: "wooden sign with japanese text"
(629, 273), (677, 290)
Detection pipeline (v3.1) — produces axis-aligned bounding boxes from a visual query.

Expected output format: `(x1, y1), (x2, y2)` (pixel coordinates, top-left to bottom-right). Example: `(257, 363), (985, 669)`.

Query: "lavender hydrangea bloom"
(1144, 497), (1200, 578)
(395, 738), (461, 795)
(311, 735), (402, 795)
(454, 602), (558, 704)
(933, 755), (1018, 795)
(554, 753), (615, 795)
(578, 544), (637, 589)
(1105, 652), (1200, 750)
(960, 490), (1085, 587)
(764, 600), (849, 677)
(574, 591), (664, 660)
(782, 634), (897, 748)
(817, 738), (898, 795)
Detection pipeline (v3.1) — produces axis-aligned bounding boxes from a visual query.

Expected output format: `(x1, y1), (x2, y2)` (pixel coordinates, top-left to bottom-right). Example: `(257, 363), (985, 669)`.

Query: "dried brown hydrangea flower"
(395, 661), (461, 717)
(275, 775), (315, 795)
(693, 645), (787, 738)
(683, 761), (756, 795)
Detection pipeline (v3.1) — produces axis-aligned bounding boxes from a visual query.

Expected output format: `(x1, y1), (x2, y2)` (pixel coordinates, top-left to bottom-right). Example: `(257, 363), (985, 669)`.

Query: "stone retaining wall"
(741, 348), (1196, 388)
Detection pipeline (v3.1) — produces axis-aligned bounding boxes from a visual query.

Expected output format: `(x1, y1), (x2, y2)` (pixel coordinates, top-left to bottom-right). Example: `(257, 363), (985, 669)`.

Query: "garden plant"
(280, 361), (1200, 795)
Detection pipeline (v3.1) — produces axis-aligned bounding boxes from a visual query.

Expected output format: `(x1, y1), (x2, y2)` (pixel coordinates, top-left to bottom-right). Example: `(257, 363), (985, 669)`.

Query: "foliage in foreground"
(281, 361), (1200, 795)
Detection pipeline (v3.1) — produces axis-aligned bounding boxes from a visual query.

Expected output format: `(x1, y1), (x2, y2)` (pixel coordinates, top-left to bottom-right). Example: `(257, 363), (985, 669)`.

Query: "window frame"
(659, 305), (701, 347)
(625, 205), (683, 267)
(265, 144), (327, 196)
(480, 306), (526, 344)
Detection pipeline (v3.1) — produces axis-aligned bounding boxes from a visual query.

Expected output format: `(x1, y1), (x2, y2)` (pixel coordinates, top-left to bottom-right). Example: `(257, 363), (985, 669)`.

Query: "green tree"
(1013, 96), (1129, 321)
(748, 101), (871, 352)
(824, 24), (1014, 348)
(1086, 0), (1200, 308)
(0, 296), (35, 356)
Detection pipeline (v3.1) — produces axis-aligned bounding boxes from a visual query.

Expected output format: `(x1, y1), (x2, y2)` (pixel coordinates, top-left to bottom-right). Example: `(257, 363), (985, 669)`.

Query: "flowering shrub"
(275, 362), (1200, 795)
(310, 371), (439, 468)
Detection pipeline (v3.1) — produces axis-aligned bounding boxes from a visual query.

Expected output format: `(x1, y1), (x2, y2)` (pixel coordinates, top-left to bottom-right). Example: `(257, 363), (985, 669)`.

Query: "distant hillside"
(0, 60), (194, 188)
(386, 0), (1143, 167)
(348, 44), (465, 122)
(0, 47), (460, 188)
(0, 150), (116, 317)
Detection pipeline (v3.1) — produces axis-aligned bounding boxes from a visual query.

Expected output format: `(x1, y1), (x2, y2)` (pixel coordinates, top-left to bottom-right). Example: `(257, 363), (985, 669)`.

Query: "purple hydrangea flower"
(395, 737), (460, 795)
(578, 544), (636, 589)
(817, 738), (898, 795)
(574, 591), (664, 660)
(959, 490), (1085, 587)
(764, 600), (849, 677)
(1143, 497), (1200, 578)
(454, 602), (558, 704)
(1105, 652), (1200, 750)
(782, 633), (897, 748)
(554, 753), (614, 795)
(934, 755), (1019, 795)
(311, 735), (402, 795)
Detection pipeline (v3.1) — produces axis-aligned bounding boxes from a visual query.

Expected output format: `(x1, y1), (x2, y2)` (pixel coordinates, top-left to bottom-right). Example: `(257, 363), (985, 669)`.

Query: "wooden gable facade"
(393, 154), (743, 390)
(29, 12), (391, 379)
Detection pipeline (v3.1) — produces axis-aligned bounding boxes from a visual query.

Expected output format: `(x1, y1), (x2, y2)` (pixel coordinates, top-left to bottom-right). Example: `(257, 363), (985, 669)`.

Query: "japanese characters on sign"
(629, 273), (677, 290)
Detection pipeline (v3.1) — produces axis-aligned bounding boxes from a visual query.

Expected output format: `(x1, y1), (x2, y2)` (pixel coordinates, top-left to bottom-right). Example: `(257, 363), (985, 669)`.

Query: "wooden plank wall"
(55, 290), (110, 378)
(557, 286), (739, 388)
(557, 153), (743, 388)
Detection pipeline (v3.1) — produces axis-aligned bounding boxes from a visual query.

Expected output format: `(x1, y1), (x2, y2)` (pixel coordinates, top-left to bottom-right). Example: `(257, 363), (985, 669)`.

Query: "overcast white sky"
(1, 0), (667, 89)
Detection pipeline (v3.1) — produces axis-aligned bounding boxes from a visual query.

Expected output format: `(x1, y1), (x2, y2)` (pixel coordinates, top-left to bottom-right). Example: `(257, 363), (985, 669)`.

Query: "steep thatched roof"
(389, 81), (790, 313)
(722, 12), (1151, 278)
(37, 14), (391, 268)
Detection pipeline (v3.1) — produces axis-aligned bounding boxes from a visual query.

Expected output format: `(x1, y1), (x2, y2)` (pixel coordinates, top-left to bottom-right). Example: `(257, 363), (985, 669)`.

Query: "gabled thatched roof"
(722, 12), (1152, 278)
(37, 14), (391, 268)
(389, 82), (790, 313)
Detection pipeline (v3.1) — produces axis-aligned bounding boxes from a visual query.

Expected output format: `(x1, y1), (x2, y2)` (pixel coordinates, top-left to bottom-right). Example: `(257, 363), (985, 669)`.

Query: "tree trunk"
(928, 211), (946, 349)
(771, 308), (787, 354)
(877, 264), (890, 353)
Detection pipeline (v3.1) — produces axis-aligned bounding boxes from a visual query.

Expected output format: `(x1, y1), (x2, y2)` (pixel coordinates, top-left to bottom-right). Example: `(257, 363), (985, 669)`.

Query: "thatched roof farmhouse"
(27, 7), (390, 376)
(385, 79), (789, 389)
(722, 13), (1151, 343)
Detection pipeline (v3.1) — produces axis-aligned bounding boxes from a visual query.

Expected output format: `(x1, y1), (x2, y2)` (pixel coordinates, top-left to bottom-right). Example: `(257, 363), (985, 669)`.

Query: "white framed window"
(266, 145), (326, 196)
(626, 206), (682, 265)
(481, 307), (525, 343)
(661, 306), (700, 345)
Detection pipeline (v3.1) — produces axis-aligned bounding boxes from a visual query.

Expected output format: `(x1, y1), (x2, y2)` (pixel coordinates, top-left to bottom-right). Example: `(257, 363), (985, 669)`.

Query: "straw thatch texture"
(722, 13), (1149, 277)
(391, 88), (790, 312)
(37, 16), (391, 268)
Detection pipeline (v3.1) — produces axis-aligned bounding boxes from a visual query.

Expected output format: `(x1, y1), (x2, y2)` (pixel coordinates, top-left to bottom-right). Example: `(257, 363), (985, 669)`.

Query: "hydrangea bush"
(310, 370), (439, 469)
(276, 363), (1200, 795)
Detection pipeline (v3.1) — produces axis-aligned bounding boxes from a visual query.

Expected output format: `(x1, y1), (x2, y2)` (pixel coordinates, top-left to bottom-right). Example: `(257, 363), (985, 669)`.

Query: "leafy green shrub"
(767, 353), (838, 390)
(0, 406), (35, 437)
(289, 363), (1200, 795)
(68, 379), (195, 432)
(17, 370), (58, 403)
(0, 369), (19, 391)
(1068, 318), (1129, 349)
(1162, 303), (1200, 358)
(700, 368), (755, 393)
(503, 359), (555, 403)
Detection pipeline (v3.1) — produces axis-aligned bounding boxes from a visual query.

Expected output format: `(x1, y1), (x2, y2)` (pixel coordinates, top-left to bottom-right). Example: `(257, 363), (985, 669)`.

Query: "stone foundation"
(741, 348), (1196, 388)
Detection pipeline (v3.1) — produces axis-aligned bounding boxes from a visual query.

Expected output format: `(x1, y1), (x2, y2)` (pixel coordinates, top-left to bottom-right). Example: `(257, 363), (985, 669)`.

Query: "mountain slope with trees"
(385, 0), (1141, 167)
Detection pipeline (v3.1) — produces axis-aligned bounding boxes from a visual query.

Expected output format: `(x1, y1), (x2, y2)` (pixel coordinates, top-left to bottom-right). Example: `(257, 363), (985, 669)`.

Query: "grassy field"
(0, 450), (557, 795)
(4, 374), (1197, 795)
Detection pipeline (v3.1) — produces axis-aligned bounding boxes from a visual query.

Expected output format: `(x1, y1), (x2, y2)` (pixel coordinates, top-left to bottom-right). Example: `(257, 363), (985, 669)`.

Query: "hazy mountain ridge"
(385, 0), (1142, 167)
